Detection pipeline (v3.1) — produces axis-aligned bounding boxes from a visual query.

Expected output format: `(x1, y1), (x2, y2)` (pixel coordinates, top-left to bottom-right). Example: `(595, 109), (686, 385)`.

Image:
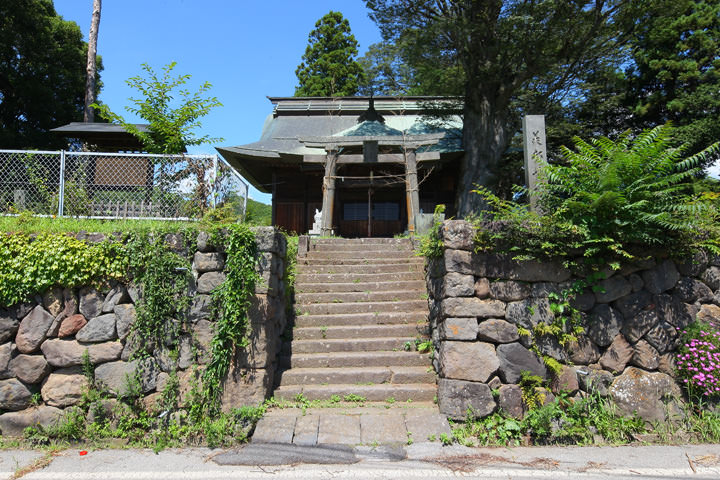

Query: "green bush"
(475, 124), (720, 264)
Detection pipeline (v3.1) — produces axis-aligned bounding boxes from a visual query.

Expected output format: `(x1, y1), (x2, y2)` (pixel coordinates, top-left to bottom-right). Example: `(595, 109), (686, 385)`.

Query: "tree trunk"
(83, 0), (102, 123)
(456, 90), (511, 217)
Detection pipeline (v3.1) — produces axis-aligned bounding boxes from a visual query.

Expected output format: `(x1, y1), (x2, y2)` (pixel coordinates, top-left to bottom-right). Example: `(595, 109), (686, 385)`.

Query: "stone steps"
(296, 263), (424, 274)
(295, 272), (423, 284)
(282, 337), (426, 354)
(296, 300), (428, 316)
(295, 280), (426, 294)
(291, 324), (424, 340)
(275, 237), (435, 407)
(279, 351), (431, 369)
(298, 257), (424, 266)
(276, 366), (435, 386)
(273, 383), (437, 402)
(295, 290), (425, 304)
(293, 311), (427, 327)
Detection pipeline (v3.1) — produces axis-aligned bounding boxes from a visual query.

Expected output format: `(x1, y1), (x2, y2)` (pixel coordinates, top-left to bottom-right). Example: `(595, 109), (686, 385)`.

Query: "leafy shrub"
(677, 322), (720, 400)
(475, 125), (720, 264)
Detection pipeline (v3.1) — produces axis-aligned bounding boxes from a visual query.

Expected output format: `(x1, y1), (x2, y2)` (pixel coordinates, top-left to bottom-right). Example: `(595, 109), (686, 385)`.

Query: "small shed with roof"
(217, 96), (463, 237)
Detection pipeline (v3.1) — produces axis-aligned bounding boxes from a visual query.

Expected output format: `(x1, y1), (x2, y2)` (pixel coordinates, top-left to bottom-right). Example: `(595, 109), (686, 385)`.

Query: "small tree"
(295, 11), (365, 97)
(94, 61), (222, 154)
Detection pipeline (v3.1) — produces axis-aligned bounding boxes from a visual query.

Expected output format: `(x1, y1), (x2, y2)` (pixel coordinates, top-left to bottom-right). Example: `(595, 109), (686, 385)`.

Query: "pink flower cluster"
(676, 328), (720, 398)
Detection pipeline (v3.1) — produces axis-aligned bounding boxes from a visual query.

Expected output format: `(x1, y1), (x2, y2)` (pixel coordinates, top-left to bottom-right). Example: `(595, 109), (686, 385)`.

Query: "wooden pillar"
(405, 147), (420, 235)
(320, 148), (338, 236)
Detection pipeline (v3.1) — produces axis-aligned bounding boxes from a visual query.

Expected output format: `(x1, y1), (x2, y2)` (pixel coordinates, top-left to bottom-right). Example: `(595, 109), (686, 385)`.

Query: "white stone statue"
(309, 208), (322, 236)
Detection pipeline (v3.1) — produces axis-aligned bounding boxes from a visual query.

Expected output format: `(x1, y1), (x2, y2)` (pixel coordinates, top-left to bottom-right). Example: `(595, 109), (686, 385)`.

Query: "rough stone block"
(42, 287), (64, 317)
(0, 378), (32, 411)
(441, 220), (475, 251)
(496, 342), (547, 383)
(489, 281), (531, 302)
(253, 227), (286, 255)
(102, 285), (129, 313)
(506, 298), (553, 330)
(193, 252), (226, 273)
(550, 365), (579, 395)
(610, 367), (683, 422)
(57, 314), (87, 338)
(673, 277), (713, 304)
(641, 259), (680, 294)
(438, 318), (478, 341)
(586, 304), (622, 347)
(189, 294), (212, 322)
(42, 339), (121, 367)
(41, 367), (87, 408)
(644, 322), (678, 354)
(594, 276), (632, 303)
(76, 314), (116, 343)
(477, 319), (519, 344)
(113, 305), (135, 341)
(444, 249), (475, 275)
(599, 334), (633, 373)
(474, 278), (490, 299)
(438, 341), (499, 383)
(631, 339), (660, 370)
(701, 266), (720, 291)
(441, 297), (505, 319)
(197, 272), (226, 294)
(576, 367), (614, 396)
(317, 414), (360, 445)
(677, 251), (709, 277)
(15, 305), (54, 354)
(0, 405), (63, 437)
(10, 354), (50, 384)
(622, 308), (659, 344)
(568, 336), (600, 365)
(79, 287), (103, 319)
(613, 290), (652, 321)
(0, 309), (19, 344)
(497, 384), (524, 419)
(94, 358), (158, 397)
(697, 304), (720, 325)
(437, 378), (495, 420)
(569, 292), (596, 312)
(443, 272), (475, 297)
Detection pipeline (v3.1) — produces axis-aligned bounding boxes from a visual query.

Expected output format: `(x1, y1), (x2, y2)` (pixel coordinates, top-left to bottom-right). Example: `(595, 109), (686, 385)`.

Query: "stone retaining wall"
(0, 227), (286, 435)
(427, 220), (720, 422)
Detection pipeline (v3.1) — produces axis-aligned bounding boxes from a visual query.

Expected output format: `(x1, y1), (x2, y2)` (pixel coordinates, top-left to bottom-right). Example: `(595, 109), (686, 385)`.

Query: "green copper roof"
(334, 120), (404, 137)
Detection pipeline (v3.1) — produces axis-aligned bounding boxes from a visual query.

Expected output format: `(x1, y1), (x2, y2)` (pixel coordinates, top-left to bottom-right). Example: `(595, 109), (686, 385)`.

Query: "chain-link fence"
(0, 150), (248, 220)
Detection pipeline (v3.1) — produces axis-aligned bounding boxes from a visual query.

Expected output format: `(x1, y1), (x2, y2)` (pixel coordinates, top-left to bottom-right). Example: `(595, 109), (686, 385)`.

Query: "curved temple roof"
(217, 96), (464, 193)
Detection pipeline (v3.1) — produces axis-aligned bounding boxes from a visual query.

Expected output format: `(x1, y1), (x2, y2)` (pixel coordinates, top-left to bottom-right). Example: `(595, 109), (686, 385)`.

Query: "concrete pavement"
(0, 443), (718, 479)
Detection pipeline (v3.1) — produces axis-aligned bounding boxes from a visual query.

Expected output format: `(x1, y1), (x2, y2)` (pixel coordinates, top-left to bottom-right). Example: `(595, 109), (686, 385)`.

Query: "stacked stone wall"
(427, 220), (720, 422)
(0, 227), (286, 435)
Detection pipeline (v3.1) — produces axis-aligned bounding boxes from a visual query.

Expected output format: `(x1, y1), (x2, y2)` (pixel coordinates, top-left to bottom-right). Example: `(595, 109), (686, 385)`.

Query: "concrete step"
(295, 272), (423, 285)
(295, 280), (426, 294)
(291, 324), (425, 341)
(311, 238), (412, 246)
(293, 311), (428, 327)
(282, 337), (426, 354)
(296, 263), (423, 275)
(309, 243), (413, 253)
(297, 300), (428, 316)
(279, 351), (431, 369)
(276, 366), (436, 386)
(273, 383), (437, 402)
(304, 250), (416, 260)
(295, 290), (426, 305)
(298, 257), (424, 266)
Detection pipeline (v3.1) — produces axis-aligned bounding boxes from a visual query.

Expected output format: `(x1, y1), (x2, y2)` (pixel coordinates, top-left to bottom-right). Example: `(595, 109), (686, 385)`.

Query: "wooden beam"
(303, 151), (440, 164)
(299, 132), (445, 148)
(320, 150), (338, 236)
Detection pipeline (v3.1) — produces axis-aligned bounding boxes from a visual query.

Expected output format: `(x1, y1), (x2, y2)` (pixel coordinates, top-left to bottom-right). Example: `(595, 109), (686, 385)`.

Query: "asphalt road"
(1, 443), (719, 479)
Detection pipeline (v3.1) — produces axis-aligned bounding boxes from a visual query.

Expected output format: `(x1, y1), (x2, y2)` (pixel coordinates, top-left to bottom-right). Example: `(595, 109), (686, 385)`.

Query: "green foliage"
(295, 11), (365, 96)
(519, 372), (546, 411)
(475, 125), (720, 265)
(417, 204), (446, 259)
(0, 0), (100, 149)
(94, 62), (222, 154)
(202, 224), (259, 411)
(0, 233), (127, 307)
(244, 199), (272, 226)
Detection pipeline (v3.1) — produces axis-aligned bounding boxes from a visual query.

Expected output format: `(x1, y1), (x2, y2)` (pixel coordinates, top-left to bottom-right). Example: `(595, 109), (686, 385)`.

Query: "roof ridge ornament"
(357, 96), (385, 124)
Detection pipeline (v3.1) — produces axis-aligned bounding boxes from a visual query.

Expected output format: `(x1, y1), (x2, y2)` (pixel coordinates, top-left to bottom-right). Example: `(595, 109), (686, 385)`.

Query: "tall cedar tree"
(0, 0), (98, 149)
(295, 11), (365, 97)
(366, 0), (640, 216)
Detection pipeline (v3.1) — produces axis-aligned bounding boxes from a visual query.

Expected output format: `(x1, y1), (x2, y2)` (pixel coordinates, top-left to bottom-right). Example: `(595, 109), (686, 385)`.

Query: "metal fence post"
(58, 150), (66, 217)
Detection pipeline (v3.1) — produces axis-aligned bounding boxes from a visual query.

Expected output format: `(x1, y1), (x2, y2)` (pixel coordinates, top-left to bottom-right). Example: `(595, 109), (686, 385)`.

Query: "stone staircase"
(274, 237), (436, 403)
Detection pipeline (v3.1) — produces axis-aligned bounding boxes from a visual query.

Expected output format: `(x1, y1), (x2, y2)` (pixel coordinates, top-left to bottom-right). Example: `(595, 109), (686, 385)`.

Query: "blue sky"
(53, 0), (383, 203)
